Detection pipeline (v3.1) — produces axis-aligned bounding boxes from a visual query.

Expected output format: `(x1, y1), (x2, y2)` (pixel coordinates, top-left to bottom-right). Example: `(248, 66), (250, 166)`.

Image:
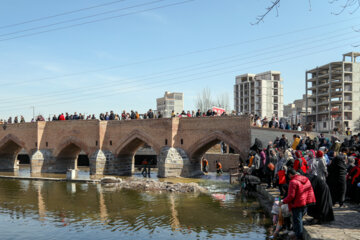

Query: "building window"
(323, 122), (327, 128)
(175, 95), (182, 100)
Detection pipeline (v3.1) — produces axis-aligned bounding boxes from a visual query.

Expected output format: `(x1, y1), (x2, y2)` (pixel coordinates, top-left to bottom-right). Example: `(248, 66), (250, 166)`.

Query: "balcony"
(318, 109), (330, 114)
(317, 101), (329, 106)
(318, 91), (329, 97)
(331, 79), (342, 84)
(318, 82), (330, 87)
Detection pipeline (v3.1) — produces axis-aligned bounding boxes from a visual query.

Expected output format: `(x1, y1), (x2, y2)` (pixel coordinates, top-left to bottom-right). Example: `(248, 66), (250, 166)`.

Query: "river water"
(0, 166), (271, 240)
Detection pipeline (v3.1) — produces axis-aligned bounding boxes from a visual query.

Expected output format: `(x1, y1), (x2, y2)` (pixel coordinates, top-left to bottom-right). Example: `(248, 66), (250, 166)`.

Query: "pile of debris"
(100, 177), (207, 193)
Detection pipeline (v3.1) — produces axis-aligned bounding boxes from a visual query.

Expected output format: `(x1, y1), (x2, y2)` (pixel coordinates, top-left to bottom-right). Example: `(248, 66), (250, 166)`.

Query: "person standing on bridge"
(59, 113), (65, 121)
(147, 109), (154, 119)
(202, 158), (209, 173)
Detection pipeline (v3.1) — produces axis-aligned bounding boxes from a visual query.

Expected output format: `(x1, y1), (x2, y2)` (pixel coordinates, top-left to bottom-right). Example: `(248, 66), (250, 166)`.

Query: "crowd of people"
(245, 133), (360, 239)
(0, 109), (237, 124)
(251, 114), (313, 132)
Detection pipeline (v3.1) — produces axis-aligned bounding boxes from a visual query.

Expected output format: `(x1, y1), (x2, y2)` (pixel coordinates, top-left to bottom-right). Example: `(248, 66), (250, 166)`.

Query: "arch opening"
(190, 138), (240, 176)
(134, 144), (157, 175)
(0, 140), (23, 171)
(55, 143), (88, 174)
(16, 148), (31, 176)
(115, 139), (158, 176)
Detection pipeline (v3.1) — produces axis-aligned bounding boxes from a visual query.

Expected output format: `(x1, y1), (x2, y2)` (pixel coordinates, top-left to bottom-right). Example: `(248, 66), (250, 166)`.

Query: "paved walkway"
(258, 184), (360, 240)
(304, 203), (360, 240)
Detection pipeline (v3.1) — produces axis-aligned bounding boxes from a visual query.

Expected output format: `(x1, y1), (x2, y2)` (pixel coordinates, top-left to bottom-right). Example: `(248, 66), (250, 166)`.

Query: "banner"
(212, 107), (226, 115)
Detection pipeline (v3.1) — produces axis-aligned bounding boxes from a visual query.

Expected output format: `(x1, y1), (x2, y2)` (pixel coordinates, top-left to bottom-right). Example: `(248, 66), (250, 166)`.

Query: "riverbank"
(253, 183), (360, 240)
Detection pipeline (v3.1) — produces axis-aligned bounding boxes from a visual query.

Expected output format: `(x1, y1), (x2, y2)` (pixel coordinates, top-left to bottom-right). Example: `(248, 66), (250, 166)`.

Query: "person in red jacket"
(282, 168), (316, 240)
(59, 113), (65, 121)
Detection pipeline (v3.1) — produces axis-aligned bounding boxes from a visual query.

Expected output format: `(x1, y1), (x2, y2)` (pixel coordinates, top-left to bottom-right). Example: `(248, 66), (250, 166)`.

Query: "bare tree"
(216, 93), (230, 112)
(195, 87), (213, 112)
(253, 0), (360, 25)
(195, 89), (232, 113)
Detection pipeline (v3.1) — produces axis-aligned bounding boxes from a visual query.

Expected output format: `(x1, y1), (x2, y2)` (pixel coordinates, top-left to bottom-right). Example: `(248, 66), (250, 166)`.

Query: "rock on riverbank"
(101, 177), (207, 193)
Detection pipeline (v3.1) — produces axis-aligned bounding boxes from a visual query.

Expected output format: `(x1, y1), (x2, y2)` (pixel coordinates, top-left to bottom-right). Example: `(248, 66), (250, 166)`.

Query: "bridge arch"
(0, 134), (27, 171)
(53, 137), (91, 173)
(113, 130), (161, 176)
(187, 131), (241, 174)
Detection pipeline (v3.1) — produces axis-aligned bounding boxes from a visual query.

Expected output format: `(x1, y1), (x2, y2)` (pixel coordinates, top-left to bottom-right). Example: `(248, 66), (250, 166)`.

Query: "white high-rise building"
(306, 52), (360, 133)
(234, 71), (284, 118)
(156, 92), (184, 118)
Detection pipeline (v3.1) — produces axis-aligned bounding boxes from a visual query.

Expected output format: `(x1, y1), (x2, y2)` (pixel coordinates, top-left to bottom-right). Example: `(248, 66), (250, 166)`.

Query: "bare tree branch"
(254, 0), (360, 24)
(195, 87), (213, 112)
(251, 0), (280, 25)
(331, 0), (360, 15)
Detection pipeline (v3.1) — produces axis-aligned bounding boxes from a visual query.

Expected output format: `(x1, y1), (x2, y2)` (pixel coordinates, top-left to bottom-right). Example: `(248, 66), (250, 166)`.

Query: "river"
(0, 166), (271, 239)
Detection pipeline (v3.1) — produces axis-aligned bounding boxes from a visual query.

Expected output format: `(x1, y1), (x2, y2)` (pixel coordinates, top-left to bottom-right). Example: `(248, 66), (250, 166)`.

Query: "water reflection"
(98, 187), (108, 223)
(0, 178), (271, 240)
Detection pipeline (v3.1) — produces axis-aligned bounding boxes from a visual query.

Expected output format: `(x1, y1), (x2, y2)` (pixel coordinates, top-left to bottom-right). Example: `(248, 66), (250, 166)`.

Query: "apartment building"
(234, 71), (284, 118)
(306, 52), (360, 133)
(156, 91), (184, 118)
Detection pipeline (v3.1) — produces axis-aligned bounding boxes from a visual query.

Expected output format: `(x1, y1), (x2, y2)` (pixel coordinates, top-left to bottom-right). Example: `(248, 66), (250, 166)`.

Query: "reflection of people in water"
(216, 160), (223, 175)
(202, 158), (209, 173)
(141, 159), (148, 177)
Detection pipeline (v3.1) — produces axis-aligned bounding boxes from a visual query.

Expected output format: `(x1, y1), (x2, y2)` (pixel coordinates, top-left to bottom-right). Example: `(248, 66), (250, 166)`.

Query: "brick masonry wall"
(203, 153), (240, 172)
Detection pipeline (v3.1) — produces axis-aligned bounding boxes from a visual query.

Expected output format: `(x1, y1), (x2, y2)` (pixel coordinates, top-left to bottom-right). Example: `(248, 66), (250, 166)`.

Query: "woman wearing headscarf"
(315, 150), (328, 182)
(306, 150), (317, 176)
(265, 148), (277, 188)
(347, 158), (360, 203)
(306, 173), (334, 223)
(294, 151), (308, 174)
(327, 155), (347, 206)
(320, 138), (331, 150)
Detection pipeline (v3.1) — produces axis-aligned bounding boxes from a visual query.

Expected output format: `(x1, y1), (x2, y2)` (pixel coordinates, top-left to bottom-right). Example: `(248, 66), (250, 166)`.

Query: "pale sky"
(0, 0), (359, 120)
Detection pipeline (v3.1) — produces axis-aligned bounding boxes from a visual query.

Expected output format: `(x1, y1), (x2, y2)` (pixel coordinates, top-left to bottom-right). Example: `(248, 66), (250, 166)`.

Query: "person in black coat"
(327, 155), (347, 206)
(306, 174), (334, 223)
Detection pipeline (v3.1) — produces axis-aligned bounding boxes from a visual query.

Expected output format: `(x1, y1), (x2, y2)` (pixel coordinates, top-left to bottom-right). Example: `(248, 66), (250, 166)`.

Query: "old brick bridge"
(0, 117), (310, 178)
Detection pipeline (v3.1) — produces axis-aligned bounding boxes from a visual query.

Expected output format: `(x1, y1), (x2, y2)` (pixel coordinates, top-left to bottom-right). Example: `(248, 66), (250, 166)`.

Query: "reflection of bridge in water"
(0, 178), (269, 237)
(0, 117), (314, 178)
